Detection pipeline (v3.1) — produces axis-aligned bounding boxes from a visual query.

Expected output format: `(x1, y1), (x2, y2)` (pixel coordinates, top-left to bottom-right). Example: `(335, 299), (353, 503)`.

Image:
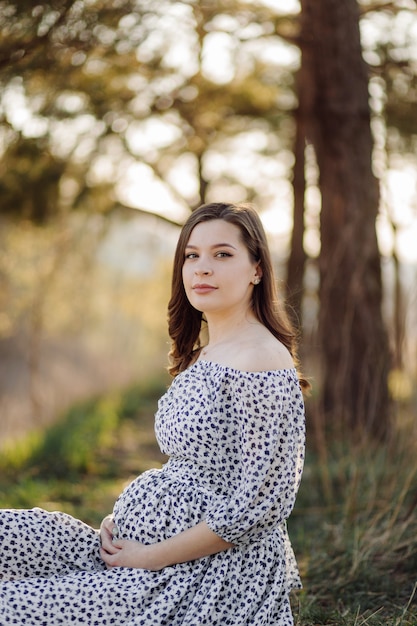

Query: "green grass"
(1, 381), (416, 625)
(0, 377), (168, 523)
(289, 418), (417, 625)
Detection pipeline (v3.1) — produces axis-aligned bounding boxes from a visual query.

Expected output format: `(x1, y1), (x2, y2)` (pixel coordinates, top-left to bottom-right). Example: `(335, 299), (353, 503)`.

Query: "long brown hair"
(167, 202), (309, 389)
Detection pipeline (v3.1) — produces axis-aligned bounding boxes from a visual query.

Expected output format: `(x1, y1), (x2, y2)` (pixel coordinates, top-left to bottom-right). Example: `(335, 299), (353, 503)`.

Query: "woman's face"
(182, 219), (261, 317)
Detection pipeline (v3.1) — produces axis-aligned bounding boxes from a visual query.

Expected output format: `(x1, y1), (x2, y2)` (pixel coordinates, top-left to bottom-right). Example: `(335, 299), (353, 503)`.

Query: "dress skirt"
(0, 362), (305, 625)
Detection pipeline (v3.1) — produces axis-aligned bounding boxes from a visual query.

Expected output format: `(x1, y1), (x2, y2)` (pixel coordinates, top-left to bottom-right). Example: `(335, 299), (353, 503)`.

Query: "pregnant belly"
(112, 464), (217, 544)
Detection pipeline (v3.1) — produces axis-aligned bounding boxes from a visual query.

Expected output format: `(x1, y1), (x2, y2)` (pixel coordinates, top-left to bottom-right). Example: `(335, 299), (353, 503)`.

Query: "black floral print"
(0, 361), (305, 625)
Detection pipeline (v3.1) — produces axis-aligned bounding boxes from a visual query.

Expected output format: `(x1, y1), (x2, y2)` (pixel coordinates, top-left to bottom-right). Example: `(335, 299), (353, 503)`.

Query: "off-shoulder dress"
(0, 360), (305, 626)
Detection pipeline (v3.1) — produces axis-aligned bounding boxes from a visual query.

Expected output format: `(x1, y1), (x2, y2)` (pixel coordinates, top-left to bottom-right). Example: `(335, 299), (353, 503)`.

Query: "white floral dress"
(0, 360), (305, 625)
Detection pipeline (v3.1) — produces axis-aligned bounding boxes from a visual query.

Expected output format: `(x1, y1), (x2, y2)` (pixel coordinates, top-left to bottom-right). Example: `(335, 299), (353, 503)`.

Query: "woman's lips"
(192, 284), (217, 294)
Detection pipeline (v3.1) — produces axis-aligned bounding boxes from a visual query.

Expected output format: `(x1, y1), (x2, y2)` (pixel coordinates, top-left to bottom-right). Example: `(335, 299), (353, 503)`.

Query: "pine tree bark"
(286, 65), (308, 327)
(299, 0), (391, 439)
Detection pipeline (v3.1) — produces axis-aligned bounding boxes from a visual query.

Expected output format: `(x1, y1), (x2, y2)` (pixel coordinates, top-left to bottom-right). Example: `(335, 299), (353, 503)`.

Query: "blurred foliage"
(0, 376), (168, 481)
(29, 394), (121, 476)
(0, 214), (174, 446)
(0, 0), (302, 223)
(0, 136), (65, 223)
(0, 214), (172, 354)
(0, 1), (415, 224)
(362, 4), (417, 152)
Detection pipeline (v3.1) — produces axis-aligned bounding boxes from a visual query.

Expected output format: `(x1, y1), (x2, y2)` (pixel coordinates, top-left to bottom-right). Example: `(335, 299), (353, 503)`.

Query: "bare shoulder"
(239, 341), (294, 372)
(231, 330), (295, 373)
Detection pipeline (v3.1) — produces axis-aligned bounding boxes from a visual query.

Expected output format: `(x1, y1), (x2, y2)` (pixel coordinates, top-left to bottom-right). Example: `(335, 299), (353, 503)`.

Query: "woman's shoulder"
(234, 341), (294, 373)
(209, 332), (295, 374)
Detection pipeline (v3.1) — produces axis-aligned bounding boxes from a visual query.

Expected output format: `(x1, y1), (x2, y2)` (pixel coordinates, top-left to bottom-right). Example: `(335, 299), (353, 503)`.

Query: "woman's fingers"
(99, 516), (120, 555)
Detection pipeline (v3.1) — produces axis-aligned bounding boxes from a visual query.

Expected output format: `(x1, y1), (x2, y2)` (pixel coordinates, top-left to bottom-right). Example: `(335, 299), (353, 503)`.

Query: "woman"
(0, 202), (307, 625)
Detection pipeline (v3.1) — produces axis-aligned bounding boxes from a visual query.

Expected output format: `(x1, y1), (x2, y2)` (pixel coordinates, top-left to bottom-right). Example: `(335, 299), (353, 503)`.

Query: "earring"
(253, 277), (261, 285)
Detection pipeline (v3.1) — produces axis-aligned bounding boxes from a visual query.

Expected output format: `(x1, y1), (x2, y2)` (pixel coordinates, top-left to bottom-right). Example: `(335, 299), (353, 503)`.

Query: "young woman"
(0, 202), (307, 625)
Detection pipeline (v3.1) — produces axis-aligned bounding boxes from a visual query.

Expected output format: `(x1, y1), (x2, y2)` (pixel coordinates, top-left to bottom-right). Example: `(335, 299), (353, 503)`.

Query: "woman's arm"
(100, 521), (234, 571)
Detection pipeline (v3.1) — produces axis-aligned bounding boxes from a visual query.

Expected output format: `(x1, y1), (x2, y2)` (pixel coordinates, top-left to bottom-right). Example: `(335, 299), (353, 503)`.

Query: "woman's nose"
(195, 262), (212, 276)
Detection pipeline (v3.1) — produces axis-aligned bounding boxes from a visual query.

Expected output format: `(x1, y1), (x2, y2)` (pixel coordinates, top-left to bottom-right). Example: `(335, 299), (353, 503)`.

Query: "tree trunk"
(300, 0), (391, 440)
(286, 64), (308, 327)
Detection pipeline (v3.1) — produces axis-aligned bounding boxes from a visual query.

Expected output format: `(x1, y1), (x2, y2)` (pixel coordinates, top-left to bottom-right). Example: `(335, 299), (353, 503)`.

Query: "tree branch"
(359, 1), (410, 16)
(111, 202), (184, 228)
(0, 1), (75, 70)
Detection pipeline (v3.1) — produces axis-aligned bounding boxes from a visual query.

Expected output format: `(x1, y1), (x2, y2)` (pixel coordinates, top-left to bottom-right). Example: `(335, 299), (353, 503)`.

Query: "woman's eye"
(184, 251), (232, 260)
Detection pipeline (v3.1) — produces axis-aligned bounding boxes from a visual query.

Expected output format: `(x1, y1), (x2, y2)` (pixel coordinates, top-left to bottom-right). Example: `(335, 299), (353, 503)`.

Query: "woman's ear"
(252, 264), (262, 285)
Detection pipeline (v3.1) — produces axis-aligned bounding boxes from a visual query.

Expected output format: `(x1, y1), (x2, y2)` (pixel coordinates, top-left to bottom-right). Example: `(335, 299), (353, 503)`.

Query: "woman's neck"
(203, 311), (261, 350)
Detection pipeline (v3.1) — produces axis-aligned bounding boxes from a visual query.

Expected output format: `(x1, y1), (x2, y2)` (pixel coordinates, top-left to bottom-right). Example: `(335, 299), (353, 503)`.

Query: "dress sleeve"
(205, 370), (305, 546)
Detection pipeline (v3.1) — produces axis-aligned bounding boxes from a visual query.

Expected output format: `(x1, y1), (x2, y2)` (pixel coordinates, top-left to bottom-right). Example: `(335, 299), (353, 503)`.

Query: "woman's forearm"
(102, 521), (234, 571)
(149, 521), (234, 570)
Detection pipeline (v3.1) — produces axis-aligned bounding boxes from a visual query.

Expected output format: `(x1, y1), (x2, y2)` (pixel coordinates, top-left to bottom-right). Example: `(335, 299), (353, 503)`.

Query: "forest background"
(0, 0), (416, 624)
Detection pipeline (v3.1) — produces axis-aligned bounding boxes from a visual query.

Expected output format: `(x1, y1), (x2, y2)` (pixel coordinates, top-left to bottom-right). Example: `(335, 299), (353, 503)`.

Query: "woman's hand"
(99, 519), (232, 571)
(100, 538), (162, 571)
(99, 515), (120, 559)
(99, 515), (163, 571)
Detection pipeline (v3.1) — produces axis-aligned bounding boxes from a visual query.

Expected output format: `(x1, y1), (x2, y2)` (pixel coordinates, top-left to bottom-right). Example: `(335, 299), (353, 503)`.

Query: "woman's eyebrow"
(185, 242), (237, 250)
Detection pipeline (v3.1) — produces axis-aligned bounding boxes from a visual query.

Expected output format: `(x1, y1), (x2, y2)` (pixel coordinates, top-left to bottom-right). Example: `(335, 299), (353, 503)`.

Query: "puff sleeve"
(204, 369), (305, 546)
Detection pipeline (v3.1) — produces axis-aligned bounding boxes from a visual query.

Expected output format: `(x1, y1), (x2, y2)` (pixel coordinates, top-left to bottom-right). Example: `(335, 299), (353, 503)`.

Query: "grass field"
(0, 379), (416, 625)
